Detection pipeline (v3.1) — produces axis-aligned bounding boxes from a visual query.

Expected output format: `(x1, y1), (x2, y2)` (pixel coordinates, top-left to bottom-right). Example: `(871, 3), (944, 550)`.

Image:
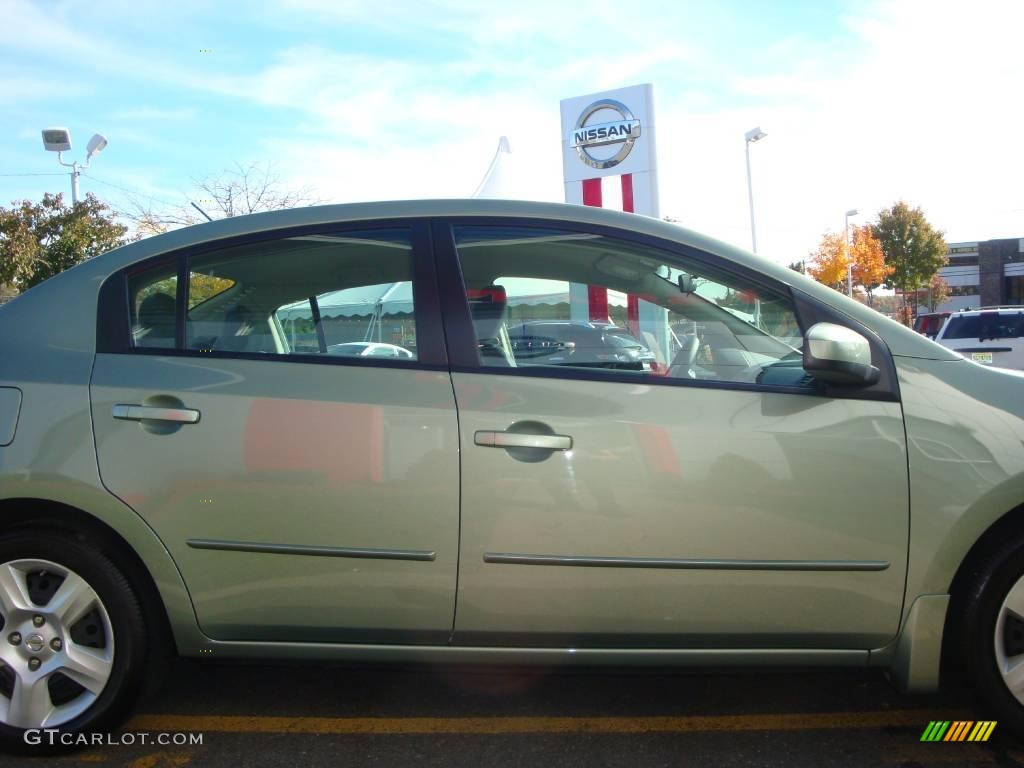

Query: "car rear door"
(437, 219), (909, 650)
(90, 221), (460, 643)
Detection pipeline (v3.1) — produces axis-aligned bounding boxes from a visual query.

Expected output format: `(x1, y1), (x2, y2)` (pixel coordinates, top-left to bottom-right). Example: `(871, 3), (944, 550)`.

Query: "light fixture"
(85, 133), (108, 160)
(745, 127), (767, 143)
(41, 127), (72, 153)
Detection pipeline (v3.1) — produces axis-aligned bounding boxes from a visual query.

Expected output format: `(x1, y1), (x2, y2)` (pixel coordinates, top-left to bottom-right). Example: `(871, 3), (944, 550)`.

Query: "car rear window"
(943, 312), (1024, 340)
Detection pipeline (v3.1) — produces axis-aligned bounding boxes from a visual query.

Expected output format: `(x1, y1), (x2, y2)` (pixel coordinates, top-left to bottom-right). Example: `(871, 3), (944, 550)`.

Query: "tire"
(0, 530), (148, 754)
(964, 533), (1024, 739)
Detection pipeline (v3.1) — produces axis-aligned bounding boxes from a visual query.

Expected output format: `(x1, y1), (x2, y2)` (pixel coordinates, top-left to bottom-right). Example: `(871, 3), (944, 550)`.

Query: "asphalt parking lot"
(6, 658), (1022, 767)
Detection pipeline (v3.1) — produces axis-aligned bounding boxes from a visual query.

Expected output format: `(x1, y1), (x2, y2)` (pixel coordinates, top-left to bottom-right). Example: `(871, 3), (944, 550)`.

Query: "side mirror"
(803, 322), (880, 386)
(677, 273), (697, 294)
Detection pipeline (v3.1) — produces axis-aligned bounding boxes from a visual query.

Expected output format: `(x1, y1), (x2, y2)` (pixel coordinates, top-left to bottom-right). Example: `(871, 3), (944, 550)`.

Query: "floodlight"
(744, 127), (767, 143)
(86, 133), (108, 160)
(42, 127), (72, 152)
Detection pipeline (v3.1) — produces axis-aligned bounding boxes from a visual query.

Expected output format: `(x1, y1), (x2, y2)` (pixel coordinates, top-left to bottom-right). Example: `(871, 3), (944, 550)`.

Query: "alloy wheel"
(0, 559), (114, 729)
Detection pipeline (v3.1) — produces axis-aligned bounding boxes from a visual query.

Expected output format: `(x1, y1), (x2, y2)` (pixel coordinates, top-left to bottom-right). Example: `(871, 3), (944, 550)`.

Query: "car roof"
(948, 307), (1024, 316)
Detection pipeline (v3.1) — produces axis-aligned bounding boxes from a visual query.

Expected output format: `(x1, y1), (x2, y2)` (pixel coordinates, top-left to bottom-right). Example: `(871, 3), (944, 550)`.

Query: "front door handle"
(113, 405), (201, 424)
(474, 430), (572, 451)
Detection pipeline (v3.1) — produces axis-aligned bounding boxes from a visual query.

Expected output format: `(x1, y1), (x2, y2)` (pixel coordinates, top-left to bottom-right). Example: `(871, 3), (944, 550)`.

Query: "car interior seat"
(136, 293), (176, 348)
(216, 304), (256, 352)
(468, 285), (516, 367)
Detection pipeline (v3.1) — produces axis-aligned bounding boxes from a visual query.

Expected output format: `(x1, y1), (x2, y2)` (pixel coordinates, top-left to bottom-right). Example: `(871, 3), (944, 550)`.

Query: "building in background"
(935, 237), (1024, 312)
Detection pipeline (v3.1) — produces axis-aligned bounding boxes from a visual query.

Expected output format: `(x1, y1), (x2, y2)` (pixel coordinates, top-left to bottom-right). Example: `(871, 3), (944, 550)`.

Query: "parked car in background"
(933, 306), (1024, 370)
(3, 200), (1024, 747)
(327, 342), (414, 359)
(913, 311), (950, 339)
(507, 321), (657, 371)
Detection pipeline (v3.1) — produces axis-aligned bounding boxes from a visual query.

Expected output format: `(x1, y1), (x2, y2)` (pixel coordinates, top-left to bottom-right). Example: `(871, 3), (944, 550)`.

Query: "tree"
(849, 224), (892, 304)
(872, 201), (947, 323)
(787, 261), (806, 274)
(927, 275), (950, 312)
(806, 231), (850, 291)
(0, 192), (132, 293)
(122, 161), (321, 236)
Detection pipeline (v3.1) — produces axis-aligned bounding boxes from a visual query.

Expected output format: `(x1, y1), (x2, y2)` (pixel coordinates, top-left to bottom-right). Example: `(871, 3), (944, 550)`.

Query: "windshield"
(657, 266), (802, 352)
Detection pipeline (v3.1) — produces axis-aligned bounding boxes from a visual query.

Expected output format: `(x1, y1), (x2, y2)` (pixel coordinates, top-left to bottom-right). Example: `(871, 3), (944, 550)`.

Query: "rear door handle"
(474, 431), (572, 451)
(113, 405), (201, 424)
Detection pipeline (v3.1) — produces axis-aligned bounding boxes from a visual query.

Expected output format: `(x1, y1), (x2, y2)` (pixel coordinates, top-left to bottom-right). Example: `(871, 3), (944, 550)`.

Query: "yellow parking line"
(126, 709), (970, 736)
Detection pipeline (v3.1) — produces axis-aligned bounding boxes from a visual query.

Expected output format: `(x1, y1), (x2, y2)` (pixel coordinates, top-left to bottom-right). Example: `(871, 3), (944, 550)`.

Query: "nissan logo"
(569, 99), (642, 170)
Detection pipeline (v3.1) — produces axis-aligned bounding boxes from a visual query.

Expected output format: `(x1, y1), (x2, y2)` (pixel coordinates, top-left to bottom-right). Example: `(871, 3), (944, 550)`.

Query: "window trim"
(96, 218), (448, 370)
(433, 216), (899, 403)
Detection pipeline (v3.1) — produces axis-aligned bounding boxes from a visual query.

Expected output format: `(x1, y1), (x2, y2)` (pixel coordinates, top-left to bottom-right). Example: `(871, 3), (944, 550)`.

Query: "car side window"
(453, 225), (810, 389)
(127, 229), (419, 361)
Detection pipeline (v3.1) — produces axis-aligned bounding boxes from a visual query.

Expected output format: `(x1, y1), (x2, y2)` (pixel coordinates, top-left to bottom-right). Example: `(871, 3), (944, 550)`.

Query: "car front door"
(90, 222), (459, 643)
(440, 220), (909, 650)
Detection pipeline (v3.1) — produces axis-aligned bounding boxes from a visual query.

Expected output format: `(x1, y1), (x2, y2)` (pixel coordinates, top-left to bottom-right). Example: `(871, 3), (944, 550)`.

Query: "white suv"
(934, 306), (1024, 370)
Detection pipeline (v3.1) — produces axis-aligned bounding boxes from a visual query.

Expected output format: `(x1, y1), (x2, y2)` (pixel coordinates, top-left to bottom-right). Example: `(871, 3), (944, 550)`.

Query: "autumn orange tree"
(806, 232), (850, 291)
(808, 226), (894, 300)
(849, 224), (892, 304)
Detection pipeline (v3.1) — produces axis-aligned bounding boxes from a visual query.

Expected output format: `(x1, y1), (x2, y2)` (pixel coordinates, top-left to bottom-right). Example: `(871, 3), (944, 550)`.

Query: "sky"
(2, 0), (1023, 265)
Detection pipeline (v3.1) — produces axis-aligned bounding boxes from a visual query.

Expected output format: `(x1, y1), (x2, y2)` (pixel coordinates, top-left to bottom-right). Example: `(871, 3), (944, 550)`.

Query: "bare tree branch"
(116, 161), (324, 238)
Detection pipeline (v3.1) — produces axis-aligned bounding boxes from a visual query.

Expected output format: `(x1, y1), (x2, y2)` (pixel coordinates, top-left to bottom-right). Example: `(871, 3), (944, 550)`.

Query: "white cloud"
(6, 0), (1023, 264)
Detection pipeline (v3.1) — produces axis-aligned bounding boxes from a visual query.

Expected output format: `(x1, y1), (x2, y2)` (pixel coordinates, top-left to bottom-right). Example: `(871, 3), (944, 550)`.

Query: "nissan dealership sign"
(560, 84), (659, 216)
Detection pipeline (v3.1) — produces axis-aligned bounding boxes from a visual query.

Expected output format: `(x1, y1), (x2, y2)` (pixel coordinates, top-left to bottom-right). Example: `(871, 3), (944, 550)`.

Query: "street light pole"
(845, 208), (859, 297)
(41, 128), (108, 206)
(57, 156), (82, 205)
(744, 127), (767, 254)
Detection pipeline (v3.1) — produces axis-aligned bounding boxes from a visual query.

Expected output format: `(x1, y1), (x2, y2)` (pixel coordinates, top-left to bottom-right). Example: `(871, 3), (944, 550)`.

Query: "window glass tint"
(454, 226), (808, 388)
(182, 229), (417, 360)
(943, 312), (1024, 340)
(128, 267), (178, 349)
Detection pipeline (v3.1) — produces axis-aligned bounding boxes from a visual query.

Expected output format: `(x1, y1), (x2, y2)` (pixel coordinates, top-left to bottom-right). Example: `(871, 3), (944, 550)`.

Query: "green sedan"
(1, 199), (1023, 749)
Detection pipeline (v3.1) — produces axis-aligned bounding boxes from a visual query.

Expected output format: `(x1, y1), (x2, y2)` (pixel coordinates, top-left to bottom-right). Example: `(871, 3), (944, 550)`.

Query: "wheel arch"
(0, 494), (203, 658)
(943, 500), (1024, 679)
(0, 498), (172, 652)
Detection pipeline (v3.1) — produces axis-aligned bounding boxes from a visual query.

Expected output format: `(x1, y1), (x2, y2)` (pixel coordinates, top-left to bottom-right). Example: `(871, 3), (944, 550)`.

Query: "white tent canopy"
(276, 278), (616, 322)
(471, 136), (542, 201)
(277, 282), (414, 320)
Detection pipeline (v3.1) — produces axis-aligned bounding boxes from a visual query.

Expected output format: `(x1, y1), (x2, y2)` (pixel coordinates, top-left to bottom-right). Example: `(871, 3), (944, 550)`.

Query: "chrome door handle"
(474, 431), (572, 451)
(113, 405), (201, 424)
